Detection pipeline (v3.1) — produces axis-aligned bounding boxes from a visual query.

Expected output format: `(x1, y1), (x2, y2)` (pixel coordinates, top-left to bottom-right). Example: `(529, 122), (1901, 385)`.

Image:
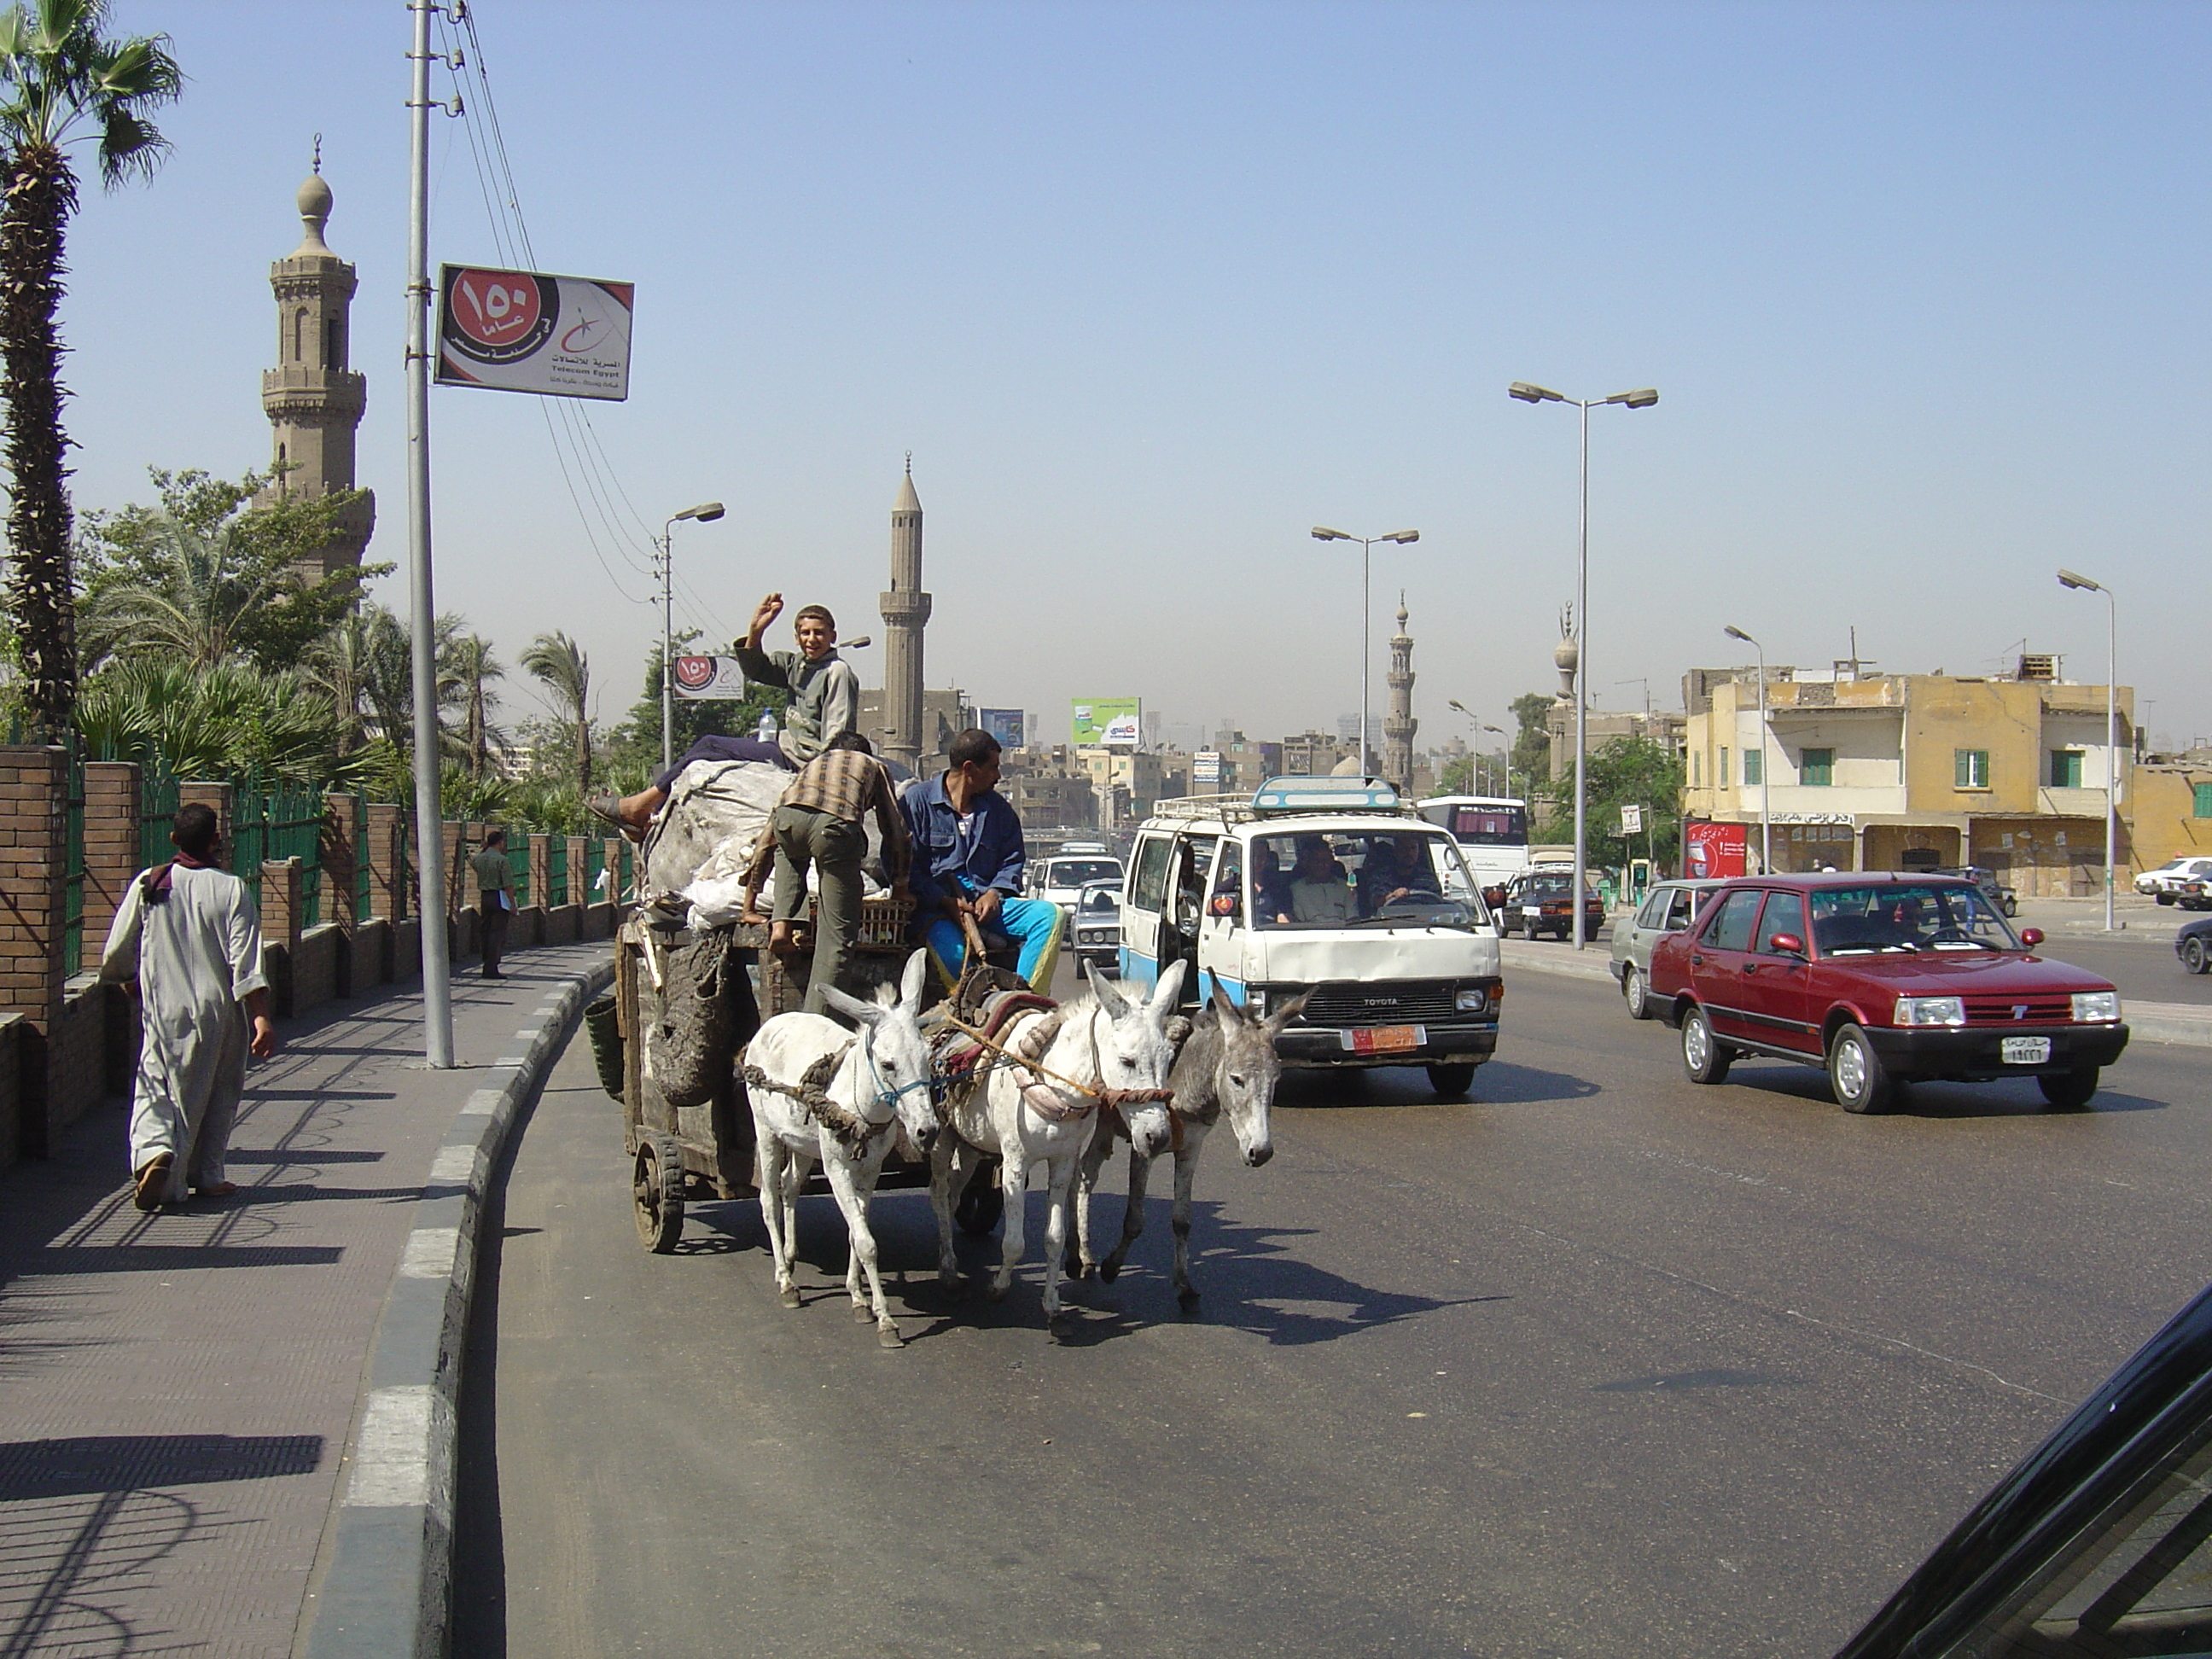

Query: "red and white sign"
(1684, 820), (1749, 880)
(672, 655), (749, 701)
(437, 264), (632, 401)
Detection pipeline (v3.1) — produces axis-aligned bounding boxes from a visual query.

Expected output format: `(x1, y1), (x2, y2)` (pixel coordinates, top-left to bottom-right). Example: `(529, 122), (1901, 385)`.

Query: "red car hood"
(1820, 952), (2116, 998)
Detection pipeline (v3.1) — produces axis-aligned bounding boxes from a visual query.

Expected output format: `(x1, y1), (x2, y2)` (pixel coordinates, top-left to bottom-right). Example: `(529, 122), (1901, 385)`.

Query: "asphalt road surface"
(2030, 930), (2212, 1005)
(453, 969), (2210, 1659)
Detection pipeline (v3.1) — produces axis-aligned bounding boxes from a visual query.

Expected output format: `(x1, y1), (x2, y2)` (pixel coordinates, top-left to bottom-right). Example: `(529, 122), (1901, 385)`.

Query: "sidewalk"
(0, 941), (608, 1659)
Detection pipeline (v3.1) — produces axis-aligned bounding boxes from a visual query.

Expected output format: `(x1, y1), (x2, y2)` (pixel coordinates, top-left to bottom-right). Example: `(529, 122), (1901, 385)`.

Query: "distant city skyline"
(62, 3), (2211, 749)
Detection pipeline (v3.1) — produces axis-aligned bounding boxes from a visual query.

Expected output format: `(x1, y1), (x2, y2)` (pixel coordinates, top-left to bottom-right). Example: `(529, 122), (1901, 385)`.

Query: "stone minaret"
(259, 154), (374, 577)
(1383, 593), (1417, 792)
(877, 457), (930, 771)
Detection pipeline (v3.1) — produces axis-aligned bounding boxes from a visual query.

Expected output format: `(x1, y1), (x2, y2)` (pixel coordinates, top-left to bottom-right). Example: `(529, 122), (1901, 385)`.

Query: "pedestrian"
(900, 727), (1063, 989)
(472, 828), (514, 980)
(101, 802), (278, 1211)
(738, 733), (911, 1016)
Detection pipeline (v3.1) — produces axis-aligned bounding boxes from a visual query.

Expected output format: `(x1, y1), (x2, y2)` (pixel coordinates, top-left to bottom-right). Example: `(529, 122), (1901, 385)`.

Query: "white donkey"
(930, 960), (1186, 1328)
(742, 950), (940, 1348)
(1074, 982), (1307, 1310)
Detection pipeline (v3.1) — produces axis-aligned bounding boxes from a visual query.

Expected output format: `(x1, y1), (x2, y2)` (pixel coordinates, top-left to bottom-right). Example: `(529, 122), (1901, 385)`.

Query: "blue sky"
(67, 2), (2210, 752)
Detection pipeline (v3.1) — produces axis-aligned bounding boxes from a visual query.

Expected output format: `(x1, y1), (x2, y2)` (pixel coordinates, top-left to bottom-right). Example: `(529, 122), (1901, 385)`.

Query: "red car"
(1647, 873), (2129, 1113)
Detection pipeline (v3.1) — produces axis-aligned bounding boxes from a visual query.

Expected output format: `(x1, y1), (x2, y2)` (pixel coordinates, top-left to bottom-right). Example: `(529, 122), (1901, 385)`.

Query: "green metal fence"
(141, 767), (179, 872)
(546, 836), (568, 908)
(506, 837), (531, 907)
(584, 838), (605, 905)
(353, 795), (372, 923)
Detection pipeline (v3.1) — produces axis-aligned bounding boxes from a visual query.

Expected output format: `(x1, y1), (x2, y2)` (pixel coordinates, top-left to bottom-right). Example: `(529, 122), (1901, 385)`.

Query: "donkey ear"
(820, 984), (886, 1029)
(1208, 979), (1243, 1024)
(1148, 959), (1187, 1016)
(1264, 991), (1309, 1032)
(899, 948), (929, 1012)
(1086, 958), (1132, 1021)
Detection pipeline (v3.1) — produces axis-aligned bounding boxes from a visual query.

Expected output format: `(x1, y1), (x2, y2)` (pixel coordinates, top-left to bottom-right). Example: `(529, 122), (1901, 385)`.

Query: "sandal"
(584, 794), (630, 832)
(133, 1152), (173, 1212)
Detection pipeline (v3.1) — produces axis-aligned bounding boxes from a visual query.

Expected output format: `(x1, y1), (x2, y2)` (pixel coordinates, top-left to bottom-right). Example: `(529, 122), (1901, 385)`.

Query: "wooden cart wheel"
(955, 1163), (1005, 1237)
(632, 1133), (685, 1254)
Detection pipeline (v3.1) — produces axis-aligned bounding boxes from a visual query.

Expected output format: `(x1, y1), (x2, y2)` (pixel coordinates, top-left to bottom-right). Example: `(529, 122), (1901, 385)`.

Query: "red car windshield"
(1808, 883), (2020, 955)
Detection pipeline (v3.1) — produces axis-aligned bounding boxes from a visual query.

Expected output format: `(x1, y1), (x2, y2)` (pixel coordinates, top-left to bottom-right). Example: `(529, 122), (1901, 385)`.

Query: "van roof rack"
(1251, 776), (1402, 815)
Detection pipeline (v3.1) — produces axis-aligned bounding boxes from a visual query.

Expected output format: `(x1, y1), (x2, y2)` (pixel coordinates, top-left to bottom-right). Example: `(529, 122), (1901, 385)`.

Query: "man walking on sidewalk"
(101, 802), (278, 1209)
(739, 733), (911, 1015)
(473, 828), (515, 979)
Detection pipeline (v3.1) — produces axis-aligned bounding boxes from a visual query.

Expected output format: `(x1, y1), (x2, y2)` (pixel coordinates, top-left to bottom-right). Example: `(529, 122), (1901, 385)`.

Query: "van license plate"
(1343, 1025), (1424, 1055)
(2001, 1036), (2052, 1065)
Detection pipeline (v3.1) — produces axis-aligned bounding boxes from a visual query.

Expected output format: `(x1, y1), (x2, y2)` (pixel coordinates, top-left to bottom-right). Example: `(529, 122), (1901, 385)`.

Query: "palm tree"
(79, 508), (289, 671)
(0, 1), (180, 737)
(521, 630), (591, 795)
(448, 633), (505, 779)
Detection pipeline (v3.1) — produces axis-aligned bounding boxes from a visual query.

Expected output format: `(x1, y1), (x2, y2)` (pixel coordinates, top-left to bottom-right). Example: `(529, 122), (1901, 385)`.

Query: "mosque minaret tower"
(877, 457), (930, 771)
(259, 149), (373, 576)
(1383, 594), (1417, 793)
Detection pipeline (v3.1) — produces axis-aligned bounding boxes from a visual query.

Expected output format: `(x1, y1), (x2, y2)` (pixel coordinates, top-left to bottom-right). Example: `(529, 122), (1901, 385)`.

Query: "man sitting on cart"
(901, 727), (1062, 992)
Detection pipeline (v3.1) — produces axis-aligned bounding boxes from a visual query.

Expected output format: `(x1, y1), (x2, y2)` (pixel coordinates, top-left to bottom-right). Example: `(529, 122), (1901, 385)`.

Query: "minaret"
(1383, 593), (1417, 792)
(878, 456), (930, 771)
(259, 148), (373, 578)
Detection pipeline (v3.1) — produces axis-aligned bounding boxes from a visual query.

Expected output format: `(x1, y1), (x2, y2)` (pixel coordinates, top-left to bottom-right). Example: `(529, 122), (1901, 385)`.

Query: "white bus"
(1414, 795), (1530, 887)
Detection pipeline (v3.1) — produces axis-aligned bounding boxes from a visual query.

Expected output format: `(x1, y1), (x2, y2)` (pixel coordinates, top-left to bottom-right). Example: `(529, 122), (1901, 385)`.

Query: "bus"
(1414, 795), (1530, 887)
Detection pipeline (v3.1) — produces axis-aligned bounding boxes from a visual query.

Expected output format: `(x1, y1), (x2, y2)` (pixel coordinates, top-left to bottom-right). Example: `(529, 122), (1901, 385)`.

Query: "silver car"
(1070, 881), (1121, 979)
(1610, 878), (1726, 1019)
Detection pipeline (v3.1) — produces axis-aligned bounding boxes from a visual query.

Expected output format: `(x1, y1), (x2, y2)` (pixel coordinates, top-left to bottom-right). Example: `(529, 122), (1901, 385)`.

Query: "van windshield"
(1045, 859), (1121, 889)
(1251, 830), (1487, 930)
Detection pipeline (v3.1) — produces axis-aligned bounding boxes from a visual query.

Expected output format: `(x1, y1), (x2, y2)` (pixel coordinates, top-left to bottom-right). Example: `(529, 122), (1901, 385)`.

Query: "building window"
(1956, 748), (1990, 789)
(325, 316), (344, 370)
(1691, 750), (1700, 787)
(294, 306), (307, 362)
(1720, 747), (1729, 788)
(1802, 748), (1834, 787)
(2196, 783), (2212, 819)
(2051, 749), (2086, 789)
(1743, 748), (1762, 787)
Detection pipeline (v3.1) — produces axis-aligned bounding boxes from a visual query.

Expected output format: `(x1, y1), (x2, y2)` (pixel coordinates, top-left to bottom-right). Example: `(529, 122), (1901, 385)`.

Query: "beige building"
(1078, 748), (1188, 829)
(1682, 662), (2136, 894)
(998, 743), (1097, 829)
(1543, 705), (1686, 781)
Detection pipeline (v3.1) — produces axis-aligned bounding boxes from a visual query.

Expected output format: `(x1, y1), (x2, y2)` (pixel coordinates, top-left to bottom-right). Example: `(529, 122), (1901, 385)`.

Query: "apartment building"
(1680, 661), (2133, 896)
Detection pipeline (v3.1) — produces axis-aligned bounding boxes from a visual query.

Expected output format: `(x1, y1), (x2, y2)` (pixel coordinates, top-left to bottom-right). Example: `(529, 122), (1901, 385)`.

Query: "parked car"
(1647, 873), (2129, 1113)
(2177, 913), (2212, 975)
(2178, 877), (2212, 914)
(2135, 855), (2212, 903)
(1840, 1276), (2212, 1657)
(1609, 878), (1727, 1018)
(1931, 864), (2018, 917)
(1497, 867), (1607, 941)
(1070, 880), (1121, 979)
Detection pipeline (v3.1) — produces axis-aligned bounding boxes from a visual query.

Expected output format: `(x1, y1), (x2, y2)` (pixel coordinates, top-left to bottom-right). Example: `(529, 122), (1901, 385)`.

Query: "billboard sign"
(980, 707), (1025, 749)
(1684, 820), (1749, 879)
(1619, 803), (1644, 835)
(1193, 750), (1222, 784)
(1072, 697), (1141, 746)
(671, 655), (750, 701)
(437, 265), (634, 401)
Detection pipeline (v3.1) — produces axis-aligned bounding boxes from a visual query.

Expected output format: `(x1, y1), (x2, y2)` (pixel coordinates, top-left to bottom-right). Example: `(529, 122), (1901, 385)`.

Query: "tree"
(447, 633), (504, 778)
(0, 1), (181, 736)
(77, 656), (344, 786)
(79, 468), (382, 672)
(521, 629), (591, 795)
(1508, 691), (1555, 794)
(1540, 735), (1685, 875)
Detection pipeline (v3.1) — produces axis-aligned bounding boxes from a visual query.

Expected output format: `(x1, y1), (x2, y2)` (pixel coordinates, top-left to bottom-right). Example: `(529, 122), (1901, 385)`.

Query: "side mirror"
(2020, 927), (2045, 947)
(1768, 933), (1806, 957)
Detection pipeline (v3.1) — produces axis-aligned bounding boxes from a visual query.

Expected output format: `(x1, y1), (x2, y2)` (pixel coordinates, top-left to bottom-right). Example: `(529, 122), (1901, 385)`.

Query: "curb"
(1498, 936), (2212, 1048)
(299, 958), (613, 1659)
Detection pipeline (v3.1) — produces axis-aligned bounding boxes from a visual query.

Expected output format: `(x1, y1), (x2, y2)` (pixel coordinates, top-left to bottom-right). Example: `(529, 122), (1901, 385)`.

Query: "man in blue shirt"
(901, 727), (1062, 990)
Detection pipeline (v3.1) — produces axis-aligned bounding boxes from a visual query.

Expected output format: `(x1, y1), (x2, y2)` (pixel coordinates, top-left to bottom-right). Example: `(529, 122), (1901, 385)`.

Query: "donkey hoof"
(876, 1321), (904, 1349)
(777, 1285), (801, 1309)
(1177, 1288), (1202, 1314)
(937, 1265), (961, 1288)
(987, 1278), (1011, 1304)
(852, 1301), (876, 1324)
(1099, 1260), (1122, 1284)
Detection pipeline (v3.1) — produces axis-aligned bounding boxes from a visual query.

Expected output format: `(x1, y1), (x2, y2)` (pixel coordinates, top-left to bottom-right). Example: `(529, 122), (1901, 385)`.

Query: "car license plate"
(2001, 1036), (2052, 1065)
(1342, 1024), (1424, 1055)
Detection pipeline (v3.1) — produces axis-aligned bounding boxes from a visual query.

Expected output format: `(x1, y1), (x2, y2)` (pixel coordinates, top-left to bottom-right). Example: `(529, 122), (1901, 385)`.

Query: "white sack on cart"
(641, 759), (790, 900)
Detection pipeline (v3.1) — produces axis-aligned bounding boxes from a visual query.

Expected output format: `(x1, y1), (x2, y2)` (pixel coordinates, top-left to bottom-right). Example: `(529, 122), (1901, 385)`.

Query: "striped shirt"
(740, 748), (911, 888)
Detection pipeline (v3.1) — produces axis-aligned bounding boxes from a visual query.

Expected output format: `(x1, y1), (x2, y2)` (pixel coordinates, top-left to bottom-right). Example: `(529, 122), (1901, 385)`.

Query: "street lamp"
(1509, 381), (1658, 948)
(1312, 526), (1419, 777)
(2058, 568), (2120, 932)
(1446, 700), (1505, 795)
(657, 500), (725, 769)
(1723, 624), (1771, 876)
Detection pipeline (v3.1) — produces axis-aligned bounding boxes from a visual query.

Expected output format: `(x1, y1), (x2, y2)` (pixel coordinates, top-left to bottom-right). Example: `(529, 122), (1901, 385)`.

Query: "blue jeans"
(922, 890), (1063, 991)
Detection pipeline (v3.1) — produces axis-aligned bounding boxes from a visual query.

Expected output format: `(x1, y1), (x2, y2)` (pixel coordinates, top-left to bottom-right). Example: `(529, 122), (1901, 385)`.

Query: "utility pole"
(405, 0), (452, 1067)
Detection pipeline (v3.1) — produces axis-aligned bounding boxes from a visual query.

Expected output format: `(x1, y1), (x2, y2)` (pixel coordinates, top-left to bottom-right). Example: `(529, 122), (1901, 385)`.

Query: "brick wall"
(366, 803), (406, 921)
(391, 916), (422, 980)
(322, 793), (358, 932)
(45, 975), (112, 1136)
(0, 1016), (19, 1173)
(351, 917), (393, 990)
(80, 760), (141, 952)
(0, 748), (69, 1158)
(292, 923), (343, 1015)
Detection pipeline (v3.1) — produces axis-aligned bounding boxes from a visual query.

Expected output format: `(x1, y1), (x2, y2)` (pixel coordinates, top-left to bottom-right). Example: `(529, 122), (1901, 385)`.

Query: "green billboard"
(1071, 697), (1141, 746)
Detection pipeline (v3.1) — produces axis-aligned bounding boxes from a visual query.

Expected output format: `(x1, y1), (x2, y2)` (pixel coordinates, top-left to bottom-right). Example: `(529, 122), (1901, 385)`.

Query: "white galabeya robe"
(101, 864), (268, 1202)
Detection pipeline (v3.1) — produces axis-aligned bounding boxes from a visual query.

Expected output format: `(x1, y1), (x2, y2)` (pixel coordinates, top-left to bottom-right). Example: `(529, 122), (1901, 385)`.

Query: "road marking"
(430, 1144), (477, 1185)
(346, 1384), (433, 1506)
(399, 1226), (459, 1278)
(458, 1087), (505, 1117)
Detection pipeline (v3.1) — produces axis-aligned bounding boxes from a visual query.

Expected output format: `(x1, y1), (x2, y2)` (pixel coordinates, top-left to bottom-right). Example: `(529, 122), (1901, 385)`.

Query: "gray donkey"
(1070, 983), (1307, 1309)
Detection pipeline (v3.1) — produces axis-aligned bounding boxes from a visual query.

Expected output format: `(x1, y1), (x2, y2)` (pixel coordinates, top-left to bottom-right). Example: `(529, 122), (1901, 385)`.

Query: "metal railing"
(506, 838), (531, 908)
(546, 835), (568, 908)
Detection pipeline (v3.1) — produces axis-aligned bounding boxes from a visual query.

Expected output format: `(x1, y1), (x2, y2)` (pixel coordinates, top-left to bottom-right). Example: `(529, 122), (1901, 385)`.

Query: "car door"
(1196, 837), (1248, 1006)
(1690, 887), (1766, 1043)
(1737, 889), (1817, 1054)
(1118, 832), (1173, 991)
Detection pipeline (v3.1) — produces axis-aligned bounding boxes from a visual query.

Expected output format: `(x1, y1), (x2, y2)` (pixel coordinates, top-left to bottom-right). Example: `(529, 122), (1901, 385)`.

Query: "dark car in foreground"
(2178, 913), (2212, 975)
(1649, 873), (2129, 1112)
(1840, 1278), (2212, 1657)
(1497, 867), (1607, 941)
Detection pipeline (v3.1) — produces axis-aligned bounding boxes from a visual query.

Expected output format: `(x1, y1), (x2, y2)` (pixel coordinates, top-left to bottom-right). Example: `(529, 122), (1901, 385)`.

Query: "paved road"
(2031, 930), (2211, 1006)
(453, 971), (2210, 1659)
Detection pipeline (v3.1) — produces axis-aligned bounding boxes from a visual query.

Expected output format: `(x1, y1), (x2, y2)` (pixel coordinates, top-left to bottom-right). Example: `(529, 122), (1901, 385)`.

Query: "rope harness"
(939, 1010), (1176, 1131)
(741, 1041), (899, 1159)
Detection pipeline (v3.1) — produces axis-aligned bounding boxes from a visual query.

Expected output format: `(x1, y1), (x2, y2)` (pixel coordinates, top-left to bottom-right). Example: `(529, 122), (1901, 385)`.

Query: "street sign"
(437, 265), (633, 400)
(1620, 803), (1644, 835)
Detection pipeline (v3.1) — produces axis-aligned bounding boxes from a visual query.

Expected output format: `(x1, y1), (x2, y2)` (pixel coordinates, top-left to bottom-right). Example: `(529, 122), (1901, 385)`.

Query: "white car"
(2136, 856), (2212, 903)
(1030, 853), (1126, 911)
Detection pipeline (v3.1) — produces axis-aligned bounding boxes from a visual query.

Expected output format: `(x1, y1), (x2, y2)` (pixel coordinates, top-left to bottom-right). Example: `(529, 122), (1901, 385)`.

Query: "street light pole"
(1313, 526), (1420, 777)
(2058, 568), (2119, 932)
(657, 501), (726, 771)
(1509, 382), (1657, 949)
(1447, 699), (1481, 794)
(1724, 625), (1770, 875)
